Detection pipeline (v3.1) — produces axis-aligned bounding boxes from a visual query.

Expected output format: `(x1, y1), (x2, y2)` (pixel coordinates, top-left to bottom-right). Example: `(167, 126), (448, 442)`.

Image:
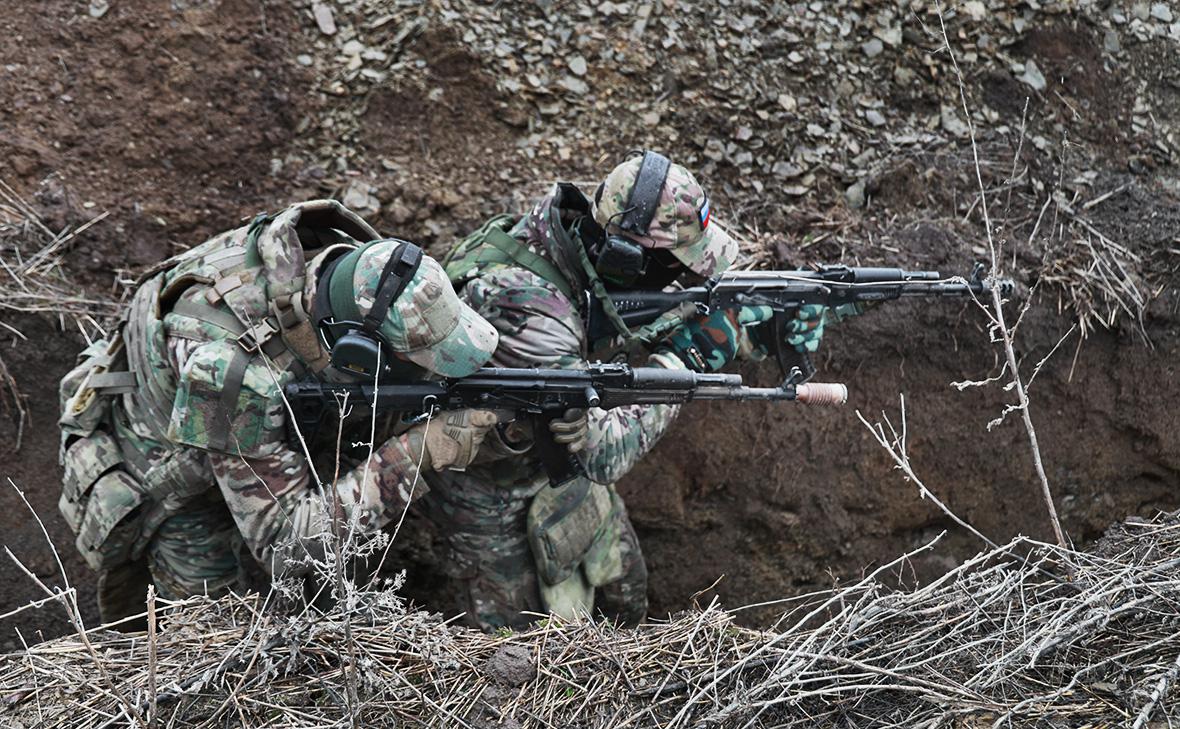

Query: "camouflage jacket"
(429, 185), (684, 504)
(114, 203), (428, 574)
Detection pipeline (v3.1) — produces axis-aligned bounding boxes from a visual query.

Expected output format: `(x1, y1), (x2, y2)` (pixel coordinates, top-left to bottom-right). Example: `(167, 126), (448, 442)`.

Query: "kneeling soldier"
(58, 200), (499, 622)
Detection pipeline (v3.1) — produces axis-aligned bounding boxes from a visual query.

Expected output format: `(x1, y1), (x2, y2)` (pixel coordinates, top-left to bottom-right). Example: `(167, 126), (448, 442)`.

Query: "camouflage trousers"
(97, 492), (244, 624)
(414, 478), (648, 632)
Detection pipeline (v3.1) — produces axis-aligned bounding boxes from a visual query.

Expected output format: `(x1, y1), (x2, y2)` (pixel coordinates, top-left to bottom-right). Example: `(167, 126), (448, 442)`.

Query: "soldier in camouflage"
(58, 200), (501, 623)
(431, 151), (825, 631)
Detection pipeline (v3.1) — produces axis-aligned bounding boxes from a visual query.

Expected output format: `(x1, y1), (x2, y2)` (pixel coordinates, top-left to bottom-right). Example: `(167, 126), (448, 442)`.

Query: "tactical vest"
(442, 187), (691, 349)
(58, 200), (379, 572)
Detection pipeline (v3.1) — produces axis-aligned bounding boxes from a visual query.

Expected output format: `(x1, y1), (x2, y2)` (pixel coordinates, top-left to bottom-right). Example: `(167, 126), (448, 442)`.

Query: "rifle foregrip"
(794, 383), (848, 405)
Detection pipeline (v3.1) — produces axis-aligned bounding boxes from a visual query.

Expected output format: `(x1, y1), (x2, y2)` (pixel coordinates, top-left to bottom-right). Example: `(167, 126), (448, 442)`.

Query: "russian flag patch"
(698, 198), (711, 230)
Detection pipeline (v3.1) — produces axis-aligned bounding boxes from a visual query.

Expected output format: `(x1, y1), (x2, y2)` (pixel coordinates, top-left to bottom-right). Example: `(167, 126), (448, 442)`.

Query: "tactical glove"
(782, 302), (868, 354)
(407, 409), (498, 472)
(549, 408), (588, 453)
(657, 305), (775, 372)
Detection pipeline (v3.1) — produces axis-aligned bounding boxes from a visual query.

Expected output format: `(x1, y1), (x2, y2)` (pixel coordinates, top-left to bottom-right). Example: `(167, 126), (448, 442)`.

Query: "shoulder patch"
(167, 339), (292, 457)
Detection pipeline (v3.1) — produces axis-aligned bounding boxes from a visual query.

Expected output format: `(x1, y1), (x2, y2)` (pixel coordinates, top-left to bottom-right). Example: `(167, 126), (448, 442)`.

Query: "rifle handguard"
(794, 382), (847, 406)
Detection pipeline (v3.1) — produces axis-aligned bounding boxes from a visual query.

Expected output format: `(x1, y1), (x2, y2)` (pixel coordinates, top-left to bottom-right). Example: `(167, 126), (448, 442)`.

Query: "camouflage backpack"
(57, 200), (380, 572)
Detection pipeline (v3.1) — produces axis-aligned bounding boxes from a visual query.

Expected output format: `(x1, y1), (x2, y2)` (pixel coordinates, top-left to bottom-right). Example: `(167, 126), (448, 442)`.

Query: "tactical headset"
(312, 239), (424, 379)
(591, 150), (674, 287)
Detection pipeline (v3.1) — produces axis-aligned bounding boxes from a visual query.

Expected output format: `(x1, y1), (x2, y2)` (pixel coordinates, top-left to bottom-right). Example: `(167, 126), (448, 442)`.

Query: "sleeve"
(207, 431), (429, 575)
(461, 267), (682, 485)
(167, 336), (430, 576)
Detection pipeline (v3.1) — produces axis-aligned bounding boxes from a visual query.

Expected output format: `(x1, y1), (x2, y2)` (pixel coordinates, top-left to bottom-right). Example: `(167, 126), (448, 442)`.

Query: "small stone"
(962, 1), (986, 20)
(865, 109), (887, 127)
(568, 55), (588, 76)
(88, 0), (109, 18)
(940, 105), (970, 138)
(342, 180), (380, 216)
(805, 123), (826, 137)
(558, 76), (589, 95)
(734, 125), (753, 141)
(1017, 60), (1047, 92)
(296, 54), (313, 67)
(844, 180), (866, 209)
(390, 201), (413, 225)
(772, 160), (803, 178)
(341, 40), (365, 56)
(862, 39), (884, 58)
(1151, 3), (1173, 22)
(641, 111), (661, 126)
(312, 2), (337, 36)
(787, 50), (804, 64)
(1131, 3), (1150, 21)
(1104, 30), (1121, 53)
(777, 93), (797, 112)
(876, 27), (903, 46)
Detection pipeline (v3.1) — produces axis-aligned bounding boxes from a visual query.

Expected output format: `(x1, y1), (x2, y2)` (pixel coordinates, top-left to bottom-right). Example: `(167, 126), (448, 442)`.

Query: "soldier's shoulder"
(166, 339), (293, 457)
(463, 266), (581, 323)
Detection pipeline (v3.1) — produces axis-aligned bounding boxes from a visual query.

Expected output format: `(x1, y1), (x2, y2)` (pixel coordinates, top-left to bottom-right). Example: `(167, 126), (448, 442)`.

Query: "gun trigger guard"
(694, 302), (710, 317)
(401, 395), (441, 427)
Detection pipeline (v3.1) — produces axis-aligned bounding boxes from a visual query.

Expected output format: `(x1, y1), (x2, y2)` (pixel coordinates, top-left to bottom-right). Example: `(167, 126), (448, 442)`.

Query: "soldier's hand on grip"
(549, 408), (589, 453)
(412, 409), (498, 472)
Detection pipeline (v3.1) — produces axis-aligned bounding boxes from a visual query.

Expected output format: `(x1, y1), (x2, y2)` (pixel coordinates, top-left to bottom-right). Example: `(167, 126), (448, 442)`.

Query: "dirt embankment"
(2, 0), (1179, 645)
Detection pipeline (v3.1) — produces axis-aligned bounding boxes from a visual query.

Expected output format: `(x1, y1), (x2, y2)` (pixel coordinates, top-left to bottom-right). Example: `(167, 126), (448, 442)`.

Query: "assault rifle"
(587, 264), (1012, 380)
(285, 363), (847, 486)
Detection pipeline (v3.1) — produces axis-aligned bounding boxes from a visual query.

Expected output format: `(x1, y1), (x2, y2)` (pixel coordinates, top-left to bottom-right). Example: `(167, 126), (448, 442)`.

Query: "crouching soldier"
(58, 200), (500, 623)
(425, 151), (826, 630)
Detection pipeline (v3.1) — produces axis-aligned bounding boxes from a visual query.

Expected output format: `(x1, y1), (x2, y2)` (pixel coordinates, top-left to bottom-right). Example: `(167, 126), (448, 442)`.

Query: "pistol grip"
(771, 309), (817, 384)
(535, 412), (583, 488)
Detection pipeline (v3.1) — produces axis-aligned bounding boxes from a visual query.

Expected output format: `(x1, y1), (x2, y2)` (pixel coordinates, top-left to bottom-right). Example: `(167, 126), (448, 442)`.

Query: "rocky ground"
(1, 0), (1178, 643)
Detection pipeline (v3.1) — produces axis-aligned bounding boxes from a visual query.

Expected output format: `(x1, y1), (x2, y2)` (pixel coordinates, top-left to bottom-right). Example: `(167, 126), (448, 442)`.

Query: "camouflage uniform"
(58, 200), (497, 622)
(428, 158), (738, 630)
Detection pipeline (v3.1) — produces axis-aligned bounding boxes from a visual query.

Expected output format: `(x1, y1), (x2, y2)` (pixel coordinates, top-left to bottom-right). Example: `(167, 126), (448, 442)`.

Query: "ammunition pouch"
(57, 339), (151, 572)
(526, 477), (625, 618)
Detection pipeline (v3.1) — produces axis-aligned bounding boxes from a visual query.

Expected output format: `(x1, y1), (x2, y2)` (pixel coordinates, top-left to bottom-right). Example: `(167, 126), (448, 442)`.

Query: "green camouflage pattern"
(60, 201), (458, 622)
(658, 305), (775, 372)
(74, 470), (145, 571)
(415, 187), (704, 630)
(167, 338), (291, 456)
(593, 155), (737, 277)
(349, 242), (498, 377)
(781, 302), (866, 354)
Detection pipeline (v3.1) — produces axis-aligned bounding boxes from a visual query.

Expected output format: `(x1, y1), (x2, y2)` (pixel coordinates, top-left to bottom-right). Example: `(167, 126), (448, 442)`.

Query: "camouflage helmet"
(324, 240), (498, 377)
(592, 153), (737, 277)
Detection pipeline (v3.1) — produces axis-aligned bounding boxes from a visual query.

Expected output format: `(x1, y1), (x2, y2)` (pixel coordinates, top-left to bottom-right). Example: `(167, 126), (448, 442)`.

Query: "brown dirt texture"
(2, 0), (1179, 646)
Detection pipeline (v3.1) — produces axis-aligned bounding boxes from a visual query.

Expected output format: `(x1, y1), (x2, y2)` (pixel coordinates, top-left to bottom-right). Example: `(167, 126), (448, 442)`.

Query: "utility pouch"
(581, 487), (625, 587)
(59, 429), (124, 532)
(60, 427), (150, 571)
(75, 469), (147, 572)
(59, 338), (120, 439)
(526, 477), (612, 586)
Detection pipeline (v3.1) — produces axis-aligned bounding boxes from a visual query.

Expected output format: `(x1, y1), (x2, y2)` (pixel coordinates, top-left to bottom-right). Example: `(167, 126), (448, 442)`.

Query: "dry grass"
(0, 179), (120, 448)
(2, 511), (1178, 728)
